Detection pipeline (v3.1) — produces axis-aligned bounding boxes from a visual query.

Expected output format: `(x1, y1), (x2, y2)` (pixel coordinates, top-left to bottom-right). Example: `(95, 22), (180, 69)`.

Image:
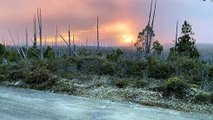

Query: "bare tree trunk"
(68, 25), (72, 56)
(1, 35), (4, 45)
(144, 0), (157, 58)
(175, 20), (179, 49)
(55, 25), (58, 57)
(147, 0), (153, 27)
(25, 27), (29, 50)
(44, 37), (47, 48)
(73, 34), (76, 52)
(97, 16), (100, 50)
(86, 37), (88, 49)
(144, 0), (153, 58)
(3, 37), (6, 46)
(55, 25), (58, 47)
(148, 0), (157, 54)
(37, 8), (43, 60)
(33, 15), (37, 48)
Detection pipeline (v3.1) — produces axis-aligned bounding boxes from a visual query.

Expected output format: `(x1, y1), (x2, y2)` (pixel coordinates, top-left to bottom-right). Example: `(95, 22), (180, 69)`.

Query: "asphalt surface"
(0, 87), (212, 120)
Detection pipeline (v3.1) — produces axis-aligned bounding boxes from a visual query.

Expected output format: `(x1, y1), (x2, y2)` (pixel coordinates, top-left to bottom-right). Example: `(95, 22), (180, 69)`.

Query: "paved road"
(0, 87), (212, 120)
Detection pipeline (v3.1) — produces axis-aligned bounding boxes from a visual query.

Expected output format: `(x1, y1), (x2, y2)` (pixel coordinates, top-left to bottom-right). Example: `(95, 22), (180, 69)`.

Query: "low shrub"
(0, 59), (56, 89)
(147, 57), (174, 79)
(24, 62), (56, 89)
(113, 79), (128, 88)
(210, 93), (213, 104)
(209, 66), (213, 81)
(26, 67), (49, 84)
(100, 62), (114, 75)
(43, 46), (55, 59)
(106, 48), (123, 62)
(78, 57), (104, 74)
(151, 84), (167, 93)
(166, 77), (190, 98)
(194, 93), (210, 103)
(129, 60), (146, 76)
(47, 58), (78, 76)
(132, 79), (148, 88)
(114, 60), (131, 77)
(79, 48), (91, 56)
(5, 61), (32, 81)
(27, 48), (39, 59)
(168, 56), (203, 84)
(4, 50), (20, 62)
(0, 65), (9, 81)
(0, 44), (5, 57)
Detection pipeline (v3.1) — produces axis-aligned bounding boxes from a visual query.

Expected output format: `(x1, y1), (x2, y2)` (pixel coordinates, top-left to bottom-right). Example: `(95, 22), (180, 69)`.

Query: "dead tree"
(147, 0), (157, 56)
(175, 20), (179, 49)
(55, 25), (58, 47)
(3, 37), (6, 46)
(97, 16), (100, 50)
(68, 25), (72, 55)
(86, 37), (88, 49)
(145, 0), (154, 53)
(33, 15), (37, 48)
(44, 37), (47, 48)
(1, 35), (4, 45)
(68, 25), (71, 47)
(25, 27), (29, 50)
(37, 8), (43, 60)
(135, 0), (158, 59)
(73, 34), (76, 52)
(51, 39), (54, 47)
(55, 25), (59, 57)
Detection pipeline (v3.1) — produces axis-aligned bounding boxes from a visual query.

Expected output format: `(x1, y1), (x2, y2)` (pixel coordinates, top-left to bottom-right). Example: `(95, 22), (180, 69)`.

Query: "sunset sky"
(0, 0), (212, 47)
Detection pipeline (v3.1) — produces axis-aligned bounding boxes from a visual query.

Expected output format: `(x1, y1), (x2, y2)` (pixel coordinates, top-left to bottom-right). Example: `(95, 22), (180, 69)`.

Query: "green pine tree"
(170, 21), (199, 59)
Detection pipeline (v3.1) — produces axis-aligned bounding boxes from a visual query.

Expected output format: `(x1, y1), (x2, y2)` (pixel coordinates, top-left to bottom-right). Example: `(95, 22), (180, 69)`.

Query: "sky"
(0, 0), (212, 47)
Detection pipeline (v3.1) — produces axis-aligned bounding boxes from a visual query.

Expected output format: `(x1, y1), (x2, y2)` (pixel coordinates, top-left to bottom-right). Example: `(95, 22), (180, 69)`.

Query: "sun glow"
(122, 34), (134, 44)
(102, 22), (135, 46)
